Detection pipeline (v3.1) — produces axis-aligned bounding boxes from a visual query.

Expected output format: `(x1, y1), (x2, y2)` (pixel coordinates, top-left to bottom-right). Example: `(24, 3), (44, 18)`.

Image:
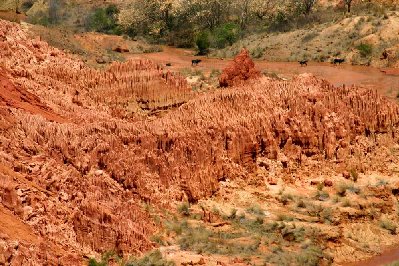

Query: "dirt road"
(131, 46), (399, 99)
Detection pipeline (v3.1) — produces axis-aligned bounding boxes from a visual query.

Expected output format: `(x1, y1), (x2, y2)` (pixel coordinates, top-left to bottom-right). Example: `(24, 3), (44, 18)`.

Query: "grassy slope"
(212, 8), (399, 67)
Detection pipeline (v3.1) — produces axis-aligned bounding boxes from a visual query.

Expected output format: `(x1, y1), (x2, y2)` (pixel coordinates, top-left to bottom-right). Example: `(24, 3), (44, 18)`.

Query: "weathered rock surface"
(0, 19), (398, 264)
(219, 48), (261, 87)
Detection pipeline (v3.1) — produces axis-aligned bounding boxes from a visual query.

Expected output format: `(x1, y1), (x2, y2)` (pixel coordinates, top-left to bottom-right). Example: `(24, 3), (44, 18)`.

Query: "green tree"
(48, 0), (60, 24)
(87, 4), (120, 34)
(213, 23), (240, 48)
(196, 31), (210, 55)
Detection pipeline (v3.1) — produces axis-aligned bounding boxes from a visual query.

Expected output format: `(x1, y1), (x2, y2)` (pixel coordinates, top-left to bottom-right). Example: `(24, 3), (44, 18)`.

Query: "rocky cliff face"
(0, 19), (398, 264)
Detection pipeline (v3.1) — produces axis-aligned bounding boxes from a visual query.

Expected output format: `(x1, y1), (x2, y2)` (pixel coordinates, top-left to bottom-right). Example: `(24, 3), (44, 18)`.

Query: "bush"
(269, 10), (291, 32)
(87, 5), (121, 35)
(228, 208), (238, 220)
(336, 183), (348, 197)
(280, 193), (294, 205)
(265, 244), (327, 266)
(350, 169), (359, 182)
(342, 198), (351, 207)
(88, 251), (118, 266)
(48, 0), (61, 24)
(213, 23), (240, 49)
(21, 0), (34, 12)
(296, 245), (325, 266)
(251, 47), (264, 59)
(26, 10), (50, 26)
(314, 190), (329, 201)
(195, 31), (210, 55)
(296, 199), (306, 208)
(357, 43), (373, 57)
(246, 205), (264, 216)
(380, 218), (397, 235)
(126, 250), (175, 266)
(302, 31), (319, 43)
(320, 207), (333, 224)
(178, 202), (190, 216)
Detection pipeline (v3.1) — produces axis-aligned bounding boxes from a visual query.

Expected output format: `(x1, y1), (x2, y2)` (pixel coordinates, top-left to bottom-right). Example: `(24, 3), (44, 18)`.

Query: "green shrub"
(315, 190), (329, 201)
(357, 43), (373, 57)
(150, 234), (165, 245)
(320, 207), (334, 224)
(195, 31), (210, 55)
(87, 5), (121, 35)
(176, 223), (258, 256)
(246, 205), (264, 216)
(251, 47), (264, 59)
(296, 245), (325, 266)
(336, 182), (348, 197)
(376, 179), (389, 186)
(126, 250), (175, 266)
(265, 244), (327, 266)
(342, 198), (351, 207)
(302, 31), (319, 43)
(88, 258), (106, 266)
(350, 169), (359, 182)
(380, 218), (397, 235)
(276, 214), (294, 222)
(347, 183), (361, 194)
(178, 202), (190, 216)
(306, 202), (323, 218)
(386, 260), (399, 266)
(165, 219), (189, 236)
(210, 69), (222, 78)
(280, 193), (294, 205)
(21, 0), (34, 12)
(88, 251), (118, 266)
(26, 10), (50, 26)
(296, 199), (306, 208)
(213, 23), (240, 48)
(269, 10), (290, 32)
(228, 208), (238, 220)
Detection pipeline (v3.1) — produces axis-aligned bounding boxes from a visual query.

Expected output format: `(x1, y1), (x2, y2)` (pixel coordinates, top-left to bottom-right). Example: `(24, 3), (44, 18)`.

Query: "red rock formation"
(219, 48), (261, 87)
(0, 19), (399, 265)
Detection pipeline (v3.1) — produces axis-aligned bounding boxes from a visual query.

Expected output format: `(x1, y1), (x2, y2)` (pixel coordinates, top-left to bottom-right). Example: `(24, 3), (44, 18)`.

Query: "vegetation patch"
(86, 4), (121, 35)
(356, 43), (373, 57)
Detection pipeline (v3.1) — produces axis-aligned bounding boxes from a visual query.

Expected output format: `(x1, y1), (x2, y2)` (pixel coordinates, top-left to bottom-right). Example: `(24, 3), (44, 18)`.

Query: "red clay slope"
(0, 69), (66, 123)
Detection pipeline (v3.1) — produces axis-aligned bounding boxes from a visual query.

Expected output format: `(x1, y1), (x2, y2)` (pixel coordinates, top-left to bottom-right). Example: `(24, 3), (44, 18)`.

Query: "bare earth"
(131, 46), (399, 99)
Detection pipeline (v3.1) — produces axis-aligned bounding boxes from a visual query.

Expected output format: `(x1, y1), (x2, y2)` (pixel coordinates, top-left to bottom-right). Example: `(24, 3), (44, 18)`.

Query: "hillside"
(2, 0), (399, 68)
(214, 10), (399, 68)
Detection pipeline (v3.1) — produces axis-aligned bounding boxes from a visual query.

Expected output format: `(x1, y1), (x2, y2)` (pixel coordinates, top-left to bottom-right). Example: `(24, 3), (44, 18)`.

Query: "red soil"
(0, 69), (66, 123)
(132, 47), (399, 99)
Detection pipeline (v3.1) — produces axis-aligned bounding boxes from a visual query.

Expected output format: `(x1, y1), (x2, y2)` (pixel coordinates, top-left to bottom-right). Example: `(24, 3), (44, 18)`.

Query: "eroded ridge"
(0, 19), (398, 265)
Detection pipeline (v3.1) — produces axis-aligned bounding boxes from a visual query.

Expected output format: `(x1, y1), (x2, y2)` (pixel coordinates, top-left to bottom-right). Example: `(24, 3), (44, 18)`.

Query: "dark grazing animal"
(381, 50), (388, 60)
(299, 60), (308, 66)
(166, 63), (172, 66)
(192, 59), (202, 66)
(333, 58), (345, 65)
